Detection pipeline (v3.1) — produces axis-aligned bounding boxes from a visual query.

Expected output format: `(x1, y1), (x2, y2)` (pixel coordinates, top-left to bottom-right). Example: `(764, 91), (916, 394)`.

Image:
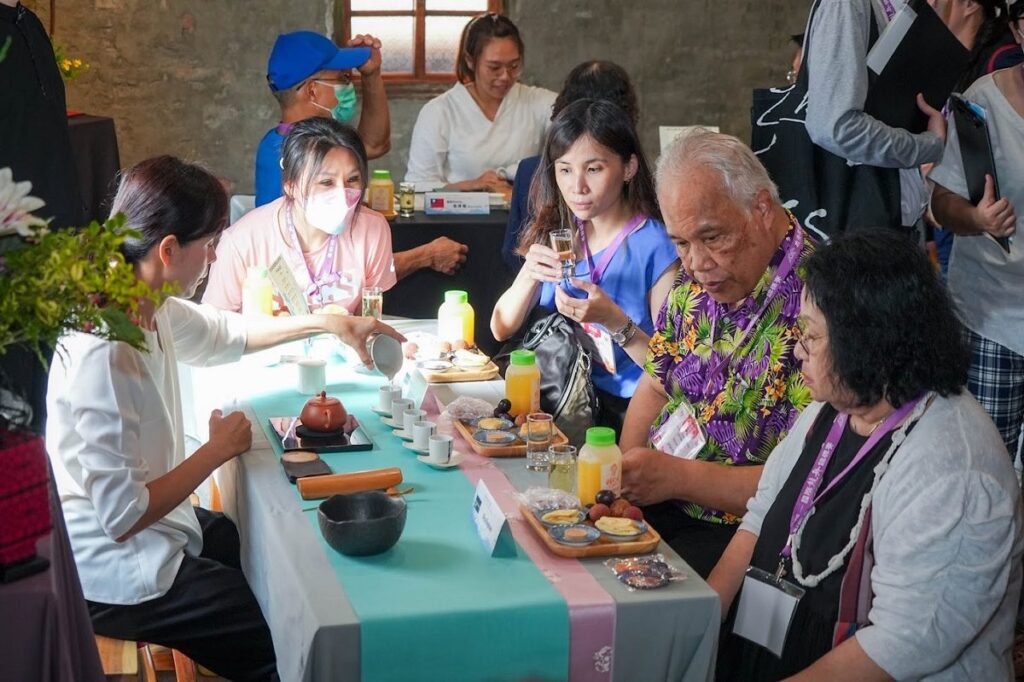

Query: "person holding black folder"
(804, 0), (953, 236)
(930, 0), (1024, 472)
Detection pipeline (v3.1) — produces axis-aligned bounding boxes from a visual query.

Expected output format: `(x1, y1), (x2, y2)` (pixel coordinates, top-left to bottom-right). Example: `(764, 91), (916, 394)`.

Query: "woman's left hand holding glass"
(554, 277), (626, 329)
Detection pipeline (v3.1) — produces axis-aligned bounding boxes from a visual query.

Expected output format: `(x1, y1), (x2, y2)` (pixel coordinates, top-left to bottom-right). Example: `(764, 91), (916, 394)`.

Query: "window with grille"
(337, 0), (502, 86)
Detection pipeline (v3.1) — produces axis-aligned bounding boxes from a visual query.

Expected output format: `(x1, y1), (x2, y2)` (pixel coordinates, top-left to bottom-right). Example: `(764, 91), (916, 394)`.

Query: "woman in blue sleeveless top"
(491, 99), (678, 431)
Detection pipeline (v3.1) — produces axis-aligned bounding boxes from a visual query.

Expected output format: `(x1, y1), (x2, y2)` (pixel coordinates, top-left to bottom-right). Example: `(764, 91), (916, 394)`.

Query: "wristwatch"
(610, 318), (637, 346)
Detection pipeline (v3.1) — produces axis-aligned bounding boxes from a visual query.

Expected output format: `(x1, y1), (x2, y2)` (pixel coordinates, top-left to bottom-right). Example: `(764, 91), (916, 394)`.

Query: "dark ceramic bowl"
(318, 491), (407, 556)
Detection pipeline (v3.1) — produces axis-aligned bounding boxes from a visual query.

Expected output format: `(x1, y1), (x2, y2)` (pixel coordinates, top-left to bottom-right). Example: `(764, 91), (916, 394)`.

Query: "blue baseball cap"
(267, 31), (371, 91)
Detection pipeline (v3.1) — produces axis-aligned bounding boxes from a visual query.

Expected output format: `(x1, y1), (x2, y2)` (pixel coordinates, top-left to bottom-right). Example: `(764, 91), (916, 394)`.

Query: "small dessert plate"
(471, 416), (514, 431)
(417, 359), (453, 371)
(402, 441), (430, 455)
(597, 520), (648, 542)
(549, 524), (600, 547)
(471, 428), (517, 446)
(416, 452), (464, 469)
(535, 508), (586, 527)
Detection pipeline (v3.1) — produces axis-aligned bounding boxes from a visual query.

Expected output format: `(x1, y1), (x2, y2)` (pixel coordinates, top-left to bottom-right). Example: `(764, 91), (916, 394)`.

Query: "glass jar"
(398, 182), (416, 217)
(368, 169), (394, 214)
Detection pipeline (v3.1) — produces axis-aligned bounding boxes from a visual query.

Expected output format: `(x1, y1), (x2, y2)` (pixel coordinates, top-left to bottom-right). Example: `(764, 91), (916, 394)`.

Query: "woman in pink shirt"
(204, 118), (397, 314)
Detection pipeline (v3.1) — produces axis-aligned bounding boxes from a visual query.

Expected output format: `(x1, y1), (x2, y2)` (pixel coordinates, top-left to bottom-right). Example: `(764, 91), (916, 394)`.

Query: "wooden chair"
(95, 635), (200, 681)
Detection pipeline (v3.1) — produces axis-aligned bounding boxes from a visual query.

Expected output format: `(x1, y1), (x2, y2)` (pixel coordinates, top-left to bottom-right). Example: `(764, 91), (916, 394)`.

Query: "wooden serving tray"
(452, 418), (568, 457)
(519, 505), (661, 558)
(419, 361), (500, 383)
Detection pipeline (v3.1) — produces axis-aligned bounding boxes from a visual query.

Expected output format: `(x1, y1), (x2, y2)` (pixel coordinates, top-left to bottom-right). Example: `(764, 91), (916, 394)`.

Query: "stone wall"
(29, 0), (809, 194)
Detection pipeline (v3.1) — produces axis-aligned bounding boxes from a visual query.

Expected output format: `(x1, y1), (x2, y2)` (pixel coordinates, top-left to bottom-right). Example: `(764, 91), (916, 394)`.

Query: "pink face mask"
(303, 187), (362, 235)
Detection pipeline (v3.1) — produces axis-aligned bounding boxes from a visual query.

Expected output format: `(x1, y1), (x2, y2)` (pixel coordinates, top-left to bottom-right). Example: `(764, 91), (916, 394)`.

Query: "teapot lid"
(307, 391), (341, 406)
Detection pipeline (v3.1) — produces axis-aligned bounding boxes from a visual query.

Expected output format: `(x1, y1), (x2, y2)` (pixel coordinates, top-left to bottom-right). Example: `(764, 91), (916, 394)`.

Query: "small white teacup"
(388, 399), (413, 425)
(403, 408), (427, 434)
(412, 420), (436, 450)
(377, 384), (403, 413)
(296, 358), (326, 395)
(427, 434), (454, 464)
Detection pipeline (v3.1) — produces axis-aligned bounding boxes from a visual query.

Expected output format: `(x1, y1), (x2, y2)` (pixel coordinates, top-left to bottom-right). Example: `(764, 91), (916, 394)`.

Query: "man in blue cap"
(255, 31), (467, 277)
(255, 31), (391, 207)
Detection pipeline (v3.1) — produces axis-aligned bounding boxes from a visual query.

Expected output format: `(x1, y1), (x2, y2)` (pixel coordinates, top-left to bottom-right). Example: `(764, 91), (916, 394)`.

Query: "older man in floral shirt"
(620, 130), (814, 577)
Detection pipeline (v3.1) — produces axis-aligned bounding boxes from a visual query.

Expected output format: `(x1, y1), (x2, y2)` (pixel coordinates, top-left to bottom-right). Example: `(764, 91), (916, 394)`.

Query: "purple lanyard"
(275, 121), (294, 136)
(879, 0), (897, 20)
(576, 214), (647, 287)
(284, 202), (340, 306)
(780, 396), (923, 559)
(703, 219), (805, 392)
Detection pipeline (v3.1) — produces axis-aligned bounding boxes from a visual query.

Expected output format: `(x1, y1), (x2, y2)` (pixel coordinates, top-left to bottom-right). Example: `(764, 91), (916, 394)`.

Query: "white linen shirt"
(404, 81), (556, 187)
(929, 72), (1024, 356)
(46, 298), (247, 605)
(740, 393), (1023, 680)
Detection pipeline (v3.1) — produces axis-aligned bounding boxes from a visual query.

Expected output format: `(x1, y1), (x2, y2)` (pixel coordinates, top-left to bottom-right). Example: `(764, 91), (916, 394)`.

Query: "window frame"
(335, 0), (502, 93)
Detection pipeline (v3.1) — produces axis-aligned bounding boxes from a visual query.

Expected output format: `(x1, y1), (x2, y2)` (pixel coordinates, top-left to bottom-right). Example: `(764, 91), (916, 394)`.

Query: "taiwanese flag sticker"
(429, 197), (446, 209)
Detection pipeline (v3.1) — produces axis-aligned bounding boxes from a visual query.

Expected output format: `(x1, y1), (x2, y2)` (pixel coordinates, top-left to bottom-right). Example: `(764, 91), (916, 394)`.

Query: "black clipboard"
(864, 0), (970, 133)
(949, 93), (1010, 253)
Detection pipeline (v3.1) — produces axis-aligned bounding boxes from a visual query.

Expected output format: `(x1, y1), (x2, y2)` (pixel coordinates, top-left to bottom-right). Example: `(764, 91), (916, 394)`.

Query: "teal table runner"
(246, 362), (569, 681)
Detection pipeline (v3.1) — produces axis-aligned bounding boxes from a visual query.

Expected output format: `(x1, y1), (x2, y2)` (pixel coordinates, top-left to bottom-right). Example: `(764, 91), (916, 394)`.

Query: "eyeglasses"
(313, 73), (352, 87)
(481, 61), (522, 78)
(792, 323), (823, 355)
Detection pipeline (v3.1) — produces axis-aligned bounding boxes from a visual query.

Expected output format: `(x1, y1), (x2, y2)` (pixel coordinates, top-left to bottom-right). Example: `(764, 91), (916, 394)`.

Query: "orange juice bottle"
(504, 349), (540, 417)
(577, 427), (621, 505)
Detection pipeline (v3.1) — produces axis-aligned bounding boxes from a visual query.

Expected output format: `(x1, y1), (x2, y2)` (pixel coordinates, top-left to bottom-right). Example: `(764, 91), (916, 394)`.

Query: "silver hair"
(655, 127), (780, 211)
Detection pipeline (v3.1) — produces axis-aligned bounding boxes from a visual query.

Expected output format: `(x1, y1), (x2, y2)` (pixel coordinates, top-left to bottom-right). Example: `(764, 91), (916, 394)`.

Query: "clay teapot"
(300, 391), (348, 432)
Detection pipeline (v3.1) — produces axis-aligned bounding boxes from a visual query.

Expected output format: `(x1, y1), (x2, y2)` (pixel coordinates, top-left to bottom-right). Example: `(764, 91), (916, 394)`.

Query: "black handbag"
(494, 312), (599, 445)
(750, 0), (901, 240)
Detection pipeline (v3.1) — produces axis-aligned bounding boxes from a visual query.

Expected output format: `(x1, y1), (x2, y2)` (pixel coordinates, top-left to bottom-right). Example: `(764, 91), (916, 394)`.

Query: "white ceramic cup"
(428, 434), (453, 463)
(388, 399), (413, 424)
(412, 420), (436, 449)
(403, 408), (427, 434)
(296, 358), (327, 395)
(377, 385), (402, 413)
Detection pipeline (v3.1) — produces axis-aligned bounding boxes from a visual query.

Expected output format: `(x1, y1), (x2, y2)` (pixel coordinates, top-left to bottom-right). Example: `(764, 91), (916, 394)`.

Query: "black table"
(385, 210), (514, 355)
(67, 114), (121, 225)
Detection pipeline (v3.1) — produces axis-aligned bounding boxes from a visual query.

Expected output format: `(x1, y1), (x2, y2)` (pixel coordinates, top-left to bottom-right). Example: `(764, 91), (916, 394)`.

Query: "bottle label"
(370, 186), (391, 212)
(600, 461), (621, 496)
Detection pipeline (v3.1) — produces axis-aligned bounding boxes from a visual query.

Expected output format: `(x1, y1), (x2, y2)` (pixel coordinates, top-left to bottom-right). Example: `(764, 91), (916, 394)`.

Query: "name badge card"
(424, 192), (490, 215)
(733, 566), (805, 657)
(268, 255), (310, 316)
(582, 323), (617, 374)
(471, 480), (516, 557)
(650, 399), (706, 459)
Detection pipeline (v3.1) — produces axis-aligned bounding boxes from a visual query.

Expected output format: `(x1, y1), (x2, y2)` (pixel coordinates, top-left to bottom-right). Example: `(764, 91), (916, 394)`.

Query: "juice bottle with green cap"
(242, 265), (273, 316)
(577, 427), (621, 505)
(369, 169), (394, 213)
(505, 349), (540, 417)
(438, 289), (474, 346)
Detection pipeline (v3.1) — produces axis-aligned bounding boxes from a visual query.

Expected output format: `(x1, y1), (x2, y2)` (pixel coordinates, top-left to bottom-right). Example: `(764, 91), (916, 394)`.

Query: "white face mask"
(303, 187), (362, 235)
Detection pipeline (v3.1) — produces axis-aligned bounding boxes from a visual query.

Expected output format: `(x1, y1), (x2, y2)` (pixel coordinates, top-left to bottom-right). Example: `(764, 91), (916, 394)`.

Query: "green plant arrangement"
(52, 41), (88, 81)
(0, 168), (154, 368)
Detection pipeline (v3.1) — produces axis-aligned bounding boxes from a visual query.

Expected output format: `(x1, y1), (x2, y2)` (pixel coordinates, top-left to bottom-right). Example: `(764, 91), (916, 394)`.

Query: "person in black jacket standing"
(0, 0), (83, 432)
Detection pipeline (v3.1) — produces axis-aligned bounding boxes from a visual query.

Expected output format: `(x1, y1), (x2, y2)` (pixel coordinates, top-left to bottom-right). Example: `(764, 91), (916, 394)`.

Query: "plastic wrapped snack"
(443, 396), (495, 421)
(518, 487), (581, 512)
(604, 554), (686, 591)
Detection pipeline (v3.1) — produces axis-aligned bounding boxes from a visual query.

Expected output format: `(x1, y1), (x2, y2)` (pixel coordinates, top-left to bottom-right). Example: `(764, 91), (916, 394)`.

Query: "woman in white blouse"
(404, 13), (556, 192)
(46, 156), (403, 681)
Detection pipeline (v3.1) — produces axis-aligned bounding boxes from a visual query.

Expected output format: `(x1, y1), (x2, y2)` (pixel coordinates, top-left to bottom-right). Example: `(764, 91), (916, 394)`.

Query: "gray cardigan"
(741, 392), (1023, 680)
